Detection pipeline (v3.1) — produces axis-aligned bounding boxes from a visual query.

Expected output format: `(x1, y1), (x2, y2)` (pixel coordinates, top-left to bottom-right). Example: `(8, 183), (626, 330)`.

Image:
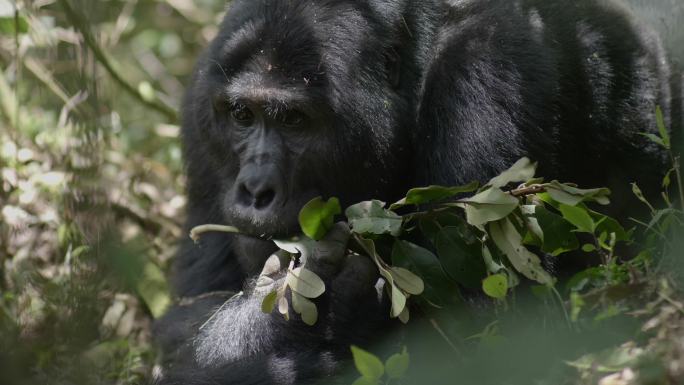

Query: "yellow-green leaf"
(350, 345), (384, 380)
(558, 204), (595, 233)
(261, 290), (278, 314)
(385, 347), (410, 379)
(298, 197), (341, 240)
(482, 274), (508, 299)
(489, 218), (554, 285)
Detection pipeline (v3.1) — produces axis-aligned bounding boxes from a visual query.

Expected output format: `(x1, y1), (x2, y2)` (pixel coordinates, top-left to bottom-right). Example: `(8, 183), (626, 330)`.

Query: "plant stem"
(189, 224), (242, 242)
(429, 318), (462, 356)
(672, 154), (684, 210)
(509, 184), (546, 197)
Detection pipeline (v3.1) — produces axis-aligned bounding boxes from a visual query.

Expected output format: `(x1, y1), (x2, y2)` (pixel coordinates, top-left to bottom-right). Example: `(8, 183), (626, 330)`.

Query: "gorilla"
(154, 0), (679, 384)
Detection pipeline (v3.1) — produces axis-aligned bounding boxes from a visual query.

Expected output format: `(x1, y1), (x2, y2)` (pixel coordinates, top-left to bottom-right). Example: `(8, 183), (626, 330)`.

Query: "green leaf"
(350, 346), (384, 380)
(261, 290), (278, 314)
(345, 200), (402, 236)
(489, 218), (554, 285)
(487, 157), (537, 188)
(663, 167), (674, 188)
(356, 237), (406, 317)
(419, 212), (473, 244)
(390, 181), (479, 209)
(589, 211), (631, 242)
(631, 182), (654, 212)
(534, 206), (579, 255)
(291, 291), (318, 325)
(391, 240), (444, 277)
(544, 181), (610, 206)
(647, 208), (676, 230)
(398, 306), (410, 323)
(523, 205), (544, 241)
(391, 240), (450, 304)
(655, 105), (671, 149)
(389, 267), (424, 295)
(298, 197), (341, 240)
(640, 132), (666, 147)
(460, 187), (519, 226)
(581, 244), (596, 252)
(285, 267), (325, 298)
(0, 15), (29, 35)
(558, 204), (595, 233)
(435, 227), (486, 288)
(385, 347), (410, 379)
(482, 274), (508, 299)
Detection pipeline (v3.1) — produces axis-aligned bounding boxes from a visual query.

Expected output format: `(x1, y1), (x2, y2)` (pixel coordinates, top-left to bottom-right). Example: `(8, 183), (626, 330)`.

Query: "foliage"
(0, 0), (226, 384)
(350, 345), (410, 385)
(258, 158), (620, 323)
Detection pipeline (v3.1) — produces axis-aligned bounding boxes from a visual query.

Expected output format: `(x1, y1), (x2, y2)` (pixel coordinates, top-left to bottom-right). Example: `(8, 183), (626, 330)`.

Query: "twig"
(178, 290), (239, 307)
(189, 224), (242, 242)
(58, 0), (178, 122)
(110, 202), (162, 234)
(429, 318), (462, 356)
(199, 291), (244, 331)
(672, 155), (684, 210)
(509, 184), (546, 197)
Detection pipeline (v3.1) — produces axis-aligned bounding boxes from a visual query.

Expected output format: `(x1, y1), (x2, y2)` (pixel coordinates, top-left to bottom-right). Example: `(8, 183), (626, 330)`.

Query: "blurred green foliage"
(0, 1), (225, 384)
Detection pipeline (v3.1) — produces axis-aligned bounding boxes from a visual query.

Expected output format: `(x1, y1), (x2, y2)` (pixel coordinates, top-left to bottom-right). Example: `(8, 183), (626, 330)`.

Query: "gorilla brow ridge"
(226, 72), (317, 115)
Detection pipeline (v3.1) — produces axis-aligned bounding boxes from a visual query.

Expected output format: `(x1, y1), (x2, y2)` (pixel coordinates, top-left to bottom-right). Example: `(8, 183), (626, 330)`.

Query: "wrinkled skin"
(153, 0), (677, 384)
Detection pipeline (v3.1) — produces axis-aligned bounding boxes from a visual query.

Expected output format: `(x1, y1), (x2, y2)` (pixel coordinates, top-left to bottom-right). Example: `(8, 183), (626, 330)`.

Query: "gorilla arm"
(155, 224), (387, 385)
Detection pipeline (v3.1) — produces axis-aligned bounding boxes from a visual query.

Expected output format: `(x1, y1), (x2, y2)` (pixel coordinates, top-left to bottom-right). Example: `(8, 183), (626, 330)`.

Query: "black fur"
(154, 1), (674, 384)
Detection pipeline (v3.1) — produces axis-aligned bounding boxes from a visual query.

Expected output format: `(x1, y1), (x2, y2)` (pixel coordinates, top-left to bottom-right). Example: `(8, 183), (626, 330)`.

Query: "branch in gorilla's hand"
(186, 158), (619, 329)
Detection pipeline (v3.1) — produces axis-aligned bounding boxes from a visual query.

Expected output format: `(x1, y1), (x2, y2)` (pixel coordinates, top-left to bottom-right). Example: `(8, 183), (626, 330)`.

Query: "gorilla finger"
(305, 222), (351, 277)
(335, 254), (379, 290)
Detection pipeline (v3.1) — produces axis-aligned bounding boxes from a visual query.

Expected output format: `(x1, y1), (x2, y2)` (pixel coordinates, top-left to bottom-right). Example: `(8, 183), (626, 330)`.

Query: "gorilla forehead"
(197, 0), (406, 151)
(207, 0), (393, 89)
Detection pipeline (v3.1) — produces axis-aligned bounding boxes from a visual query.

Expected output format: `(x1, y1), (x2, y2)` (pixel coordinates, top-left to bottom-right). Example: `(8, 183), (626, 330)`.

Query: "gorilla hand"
(256, 222), (382, 320)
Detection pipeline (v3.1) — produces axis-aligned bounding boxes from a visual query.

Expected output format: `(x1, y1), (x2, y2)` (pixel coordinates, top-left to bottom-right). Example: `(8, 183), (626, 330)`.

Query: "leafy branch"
(190, 157), (630, 326)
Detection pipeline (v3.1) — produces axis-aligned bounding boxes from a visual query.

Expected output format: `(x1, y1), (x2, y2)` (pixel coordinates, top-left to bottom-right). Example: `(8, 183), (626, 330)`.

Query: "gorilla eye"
(230, 104), (254, 123)
(281, 110), (306, 127)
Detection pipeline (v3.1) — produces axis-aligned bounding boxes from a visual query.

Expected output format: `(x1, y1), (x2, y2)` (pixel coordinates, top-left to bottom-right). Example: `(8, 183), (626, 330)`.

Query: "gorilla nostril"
(237, 184), (253, 207)
(254, 189), (276, 210)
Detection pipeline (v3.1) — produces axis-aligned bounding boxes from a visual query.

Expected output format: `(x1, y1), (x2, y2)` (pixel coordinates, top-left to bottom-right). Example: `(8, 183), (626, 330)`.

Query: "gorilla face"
(209, 65), (333, 237)
(185, 0), (412, 238)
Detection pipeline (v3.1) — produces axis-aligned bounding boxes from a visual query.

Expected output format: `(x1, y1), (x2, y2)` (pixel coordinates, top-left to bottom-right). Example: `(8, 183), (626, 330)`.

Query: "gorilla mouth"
(224, 204), (301, 239)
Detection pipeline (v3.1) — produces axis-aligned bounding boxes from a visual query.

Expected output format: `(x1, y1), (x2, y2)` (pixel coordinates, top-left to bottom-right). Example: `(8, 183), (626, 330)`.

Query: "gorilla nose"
(237, 177), (278, 210)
